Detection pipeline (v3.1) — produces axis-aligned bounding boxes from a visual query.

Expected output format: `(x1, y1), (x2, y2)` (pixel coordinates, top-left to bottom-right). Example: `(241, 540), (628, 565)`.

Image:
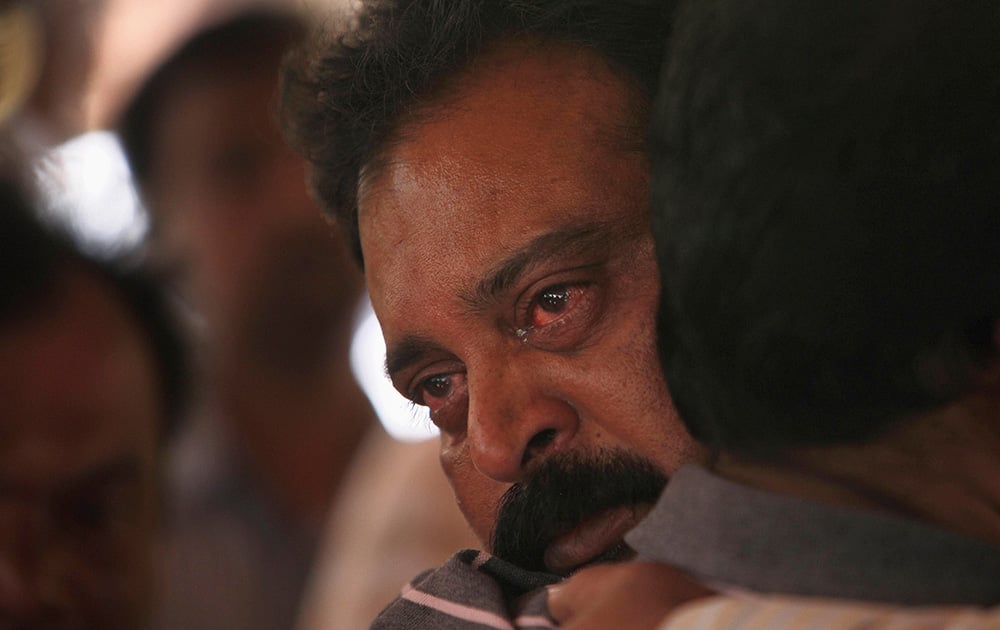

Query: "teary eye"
(518, 281), (601, 351)
(410, 371), (468, 432)
(420, 373), (453, 402)
(528, 284), (576, 329)
(513, 281), (603, 352)
(537, 287), (570, 314)
(409, 372), (465, 419)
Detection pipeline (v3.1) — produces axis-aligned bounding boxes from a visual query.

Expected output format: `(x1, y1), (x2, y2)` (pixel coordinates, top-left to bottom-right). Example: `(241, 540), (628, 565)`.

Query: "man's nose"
(465, 362), (579, 483)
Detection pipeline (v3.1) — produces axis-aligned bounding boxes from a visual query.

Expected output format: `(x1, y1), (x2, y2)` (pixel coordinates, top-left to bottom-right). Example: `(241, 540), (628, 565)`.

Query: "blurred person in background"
(0, 0), (107, 156)
(119, 7), (474, 629)
(296, 424), (479, 630)
(0, 171), (187, 629)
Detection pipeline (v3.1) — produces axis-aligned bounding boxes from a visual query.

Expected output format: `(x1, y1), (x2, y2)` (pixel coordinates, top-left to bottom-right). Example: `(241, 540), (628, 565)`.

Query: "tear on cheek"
(431, 392), (469, 436)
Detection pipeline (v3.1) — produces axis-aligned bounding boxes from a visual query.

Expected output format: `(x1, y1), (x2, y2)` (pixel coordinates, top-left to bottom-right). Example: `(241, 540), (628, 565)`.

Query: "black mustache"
(490, 450), (667, 574)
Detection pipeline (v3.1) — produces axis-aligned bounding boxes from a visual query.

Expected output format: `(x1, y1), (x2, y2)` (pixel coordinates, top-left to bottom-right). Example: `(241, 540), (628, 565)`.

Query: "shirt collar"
(626, 464), (1000, 606)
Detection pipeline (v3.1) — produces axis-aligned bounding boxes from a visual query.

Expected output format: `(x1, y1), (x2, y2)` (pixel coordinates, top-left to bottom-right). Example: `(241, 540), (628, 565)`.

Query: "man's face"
(147, 57), (362, 369)
(360, 41), (703, 575)
(0, 268), (160, 628)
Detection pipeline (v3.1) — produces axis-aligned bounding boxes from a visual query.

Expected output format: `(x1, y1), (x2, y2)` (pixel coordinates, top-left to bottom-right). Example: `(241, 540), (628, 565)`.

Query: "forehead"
(0, 269), (159, 486)
(360, 40), (650, 315)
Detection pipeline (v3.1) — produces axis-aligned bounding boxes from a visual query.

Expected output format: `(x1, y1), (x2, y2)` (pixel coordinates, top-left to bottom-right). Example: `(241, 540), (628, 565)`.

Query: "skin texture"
(547, 562), (714, 629)
(360, 39), (703, 570)
(0, 267), (161, 628)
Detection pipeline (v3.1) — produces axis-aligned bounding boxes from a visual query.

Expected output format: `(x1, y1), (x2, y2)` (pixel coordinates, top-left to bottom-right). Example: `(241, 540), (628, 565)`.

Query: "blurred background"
(10, 0), (434, 440)
(2, 2), (476, 629)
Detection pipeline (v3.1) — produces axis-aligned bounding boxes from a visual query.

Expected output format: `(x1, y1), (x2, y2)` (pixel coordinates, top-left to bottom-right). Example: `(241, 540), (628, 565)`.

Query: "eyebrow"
(383, 220), (633, 381)
(461, 220), (624, 312)
(385, 335), (448, 384)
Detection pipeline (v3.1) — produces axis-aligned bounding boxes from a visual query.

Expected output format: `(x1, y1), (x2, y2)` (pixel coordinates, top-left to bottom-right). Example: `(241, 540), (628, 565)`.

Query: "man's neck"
(714, 392), (1000, 548)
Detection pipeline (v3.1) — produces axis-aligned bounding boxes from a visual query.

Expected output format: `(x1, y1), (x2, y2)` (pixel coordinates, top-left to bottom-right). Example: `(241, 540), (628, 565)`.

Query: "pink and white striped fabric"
(371, 549), (560, 629)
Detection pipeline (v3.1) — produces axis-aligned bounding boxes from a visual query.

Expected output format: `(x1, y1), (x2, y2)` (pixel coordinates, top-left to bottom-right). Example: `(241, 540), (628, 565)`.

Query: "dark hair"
(118, 9), (305, 191)
(281, 0), (672, 264)
(0, 175), (189, 438)
(652, 0), (1000, 453)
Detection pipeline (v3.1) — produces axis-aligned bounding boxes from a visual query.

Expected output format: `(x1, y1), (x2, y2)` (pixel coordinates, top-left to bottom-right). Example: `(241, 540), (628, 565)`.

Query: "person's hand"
(546, 562), (714, 629)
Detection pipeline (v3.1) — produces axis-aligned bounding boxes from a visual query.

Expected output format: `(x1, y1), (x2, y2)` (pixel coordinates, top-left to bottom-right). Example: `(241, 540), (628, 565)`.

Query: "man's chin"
(582, 540), (637, 569)
(553, 540), (636, 577)
(541, 503), (652, 576)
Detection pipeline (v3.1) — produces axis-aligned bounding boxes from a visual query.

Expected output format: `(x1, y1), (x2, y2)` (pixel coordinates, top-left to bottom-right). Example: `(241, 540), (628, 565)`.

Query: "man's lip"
(542, 503), (652, 575)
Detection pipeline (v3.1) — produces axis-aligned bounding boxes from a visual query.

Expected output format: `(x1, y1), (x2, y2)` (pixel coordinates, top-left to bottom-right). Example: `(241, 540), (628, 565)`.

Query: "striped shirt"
(371, 549), (559, 629)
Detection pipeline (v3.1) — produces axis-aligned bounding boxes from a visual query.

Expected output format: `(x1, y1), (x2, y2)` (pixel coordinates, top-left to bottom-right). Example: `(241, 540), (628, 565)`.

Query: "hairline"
(356, 34), (652, 250)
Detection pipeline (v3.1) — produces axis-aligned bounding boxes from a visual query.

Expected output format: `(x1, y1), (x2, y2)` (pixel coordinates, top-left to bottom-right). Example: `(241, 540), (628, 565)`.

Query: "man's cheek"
(442, 445), (509, 548)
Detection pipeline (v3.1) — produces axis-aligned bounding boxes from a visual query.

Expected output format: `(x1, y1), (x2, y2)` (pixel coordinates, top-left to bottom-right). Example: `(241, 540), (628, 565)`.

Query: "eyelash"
(514, 280), (600, 350)
(403, 276), (603, 426)
(407, 371), (468, 433)
(404, 399), (437, 432)
(405, 361), (463, 406)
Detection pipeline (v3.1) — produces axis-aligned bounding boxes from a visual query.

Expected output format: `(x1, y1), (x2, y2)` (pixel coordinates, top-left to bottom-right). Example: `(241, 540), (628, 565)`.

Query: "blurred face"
(0, 268), (160, 628)
(146, 54), (361, 368)
(361, 41), (703, 575)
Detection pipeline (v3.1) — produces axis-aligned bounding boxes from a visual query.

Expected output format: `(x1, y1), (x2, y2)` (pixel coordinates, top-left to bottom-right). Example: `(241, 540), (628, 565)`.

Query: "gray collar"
(626, 464), (1000, 606)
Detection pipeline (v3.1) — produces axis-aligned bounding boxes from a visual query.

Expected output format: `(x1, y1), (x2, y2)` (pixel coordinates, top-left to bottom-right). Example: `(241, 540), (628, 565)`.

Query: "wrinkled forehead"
(357, 37), (649, 217)
(357, 41), (651, 327)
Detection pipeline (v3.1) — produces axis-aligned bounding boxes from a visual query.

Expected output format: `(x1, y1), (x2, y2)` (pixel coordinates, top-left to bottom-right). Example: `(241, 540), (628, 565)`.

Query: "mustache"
(490, 450), (667, 574)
